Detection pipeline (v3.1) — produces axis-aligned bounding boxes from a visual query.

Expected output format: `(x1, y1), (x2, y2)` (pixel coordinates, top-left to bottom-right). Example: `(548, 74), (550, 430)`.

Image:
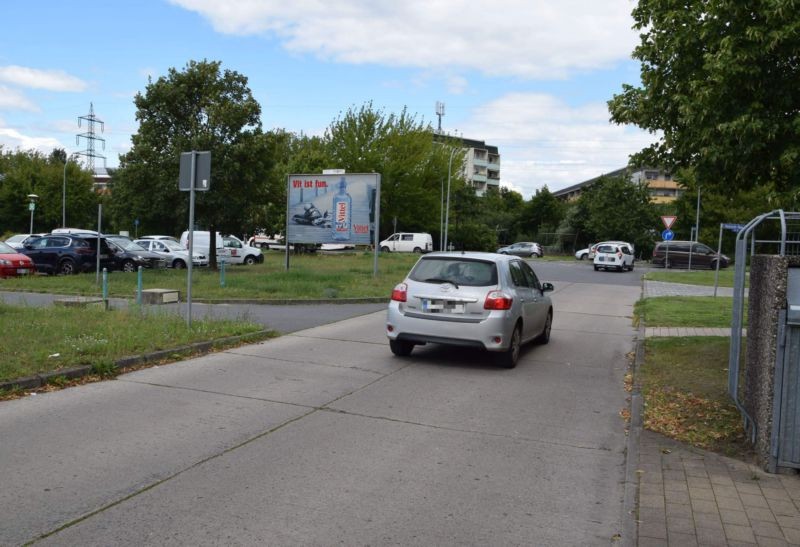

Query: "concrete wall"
(744, 255), (800, 469)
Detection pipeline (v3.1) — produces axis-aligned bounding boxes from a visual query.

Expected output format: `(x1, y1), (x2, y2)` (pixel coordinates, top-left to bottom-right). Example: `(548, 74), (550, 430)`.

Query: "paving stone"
(718, 495), (747, 512)
(741, 493), (772, 509)
(745, 506), (779, 523)
(715, 485), (744, 499)
(642, 493), (667, 509)
(694, 511), (724, 530)
(691, 487), (718, 501)
(665, 469), (688, 481)
(665, 480), (691, 493)
(738, 482), (766, 495)
(642, 483), (666, 496)
(667, 502), (694, 519)
(721, 509), (752, 526)
(640, 518), (668, 540)
(749, 519), (786, 539)
(761, 488), (794, 502)
(638, 537), (669, 547)
(667, 531), (699, 546)
(668, 516), (696, 535)
(754, 536), (790, 547)
(695, 526), (730, 546)
(665, 489), (692, 505)
(766, 499), (800, 517)
(724, 523), (757, 543)
(780, 526), (800, 544)
(692, 498), (721, 515)
(776, 515), (800, 529)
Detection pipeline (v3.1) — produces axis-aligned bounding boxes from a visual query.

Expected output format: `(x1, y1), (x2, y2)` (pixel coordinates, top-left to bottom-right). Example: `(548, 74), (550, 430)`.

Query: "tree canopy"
(609, 0), (800, 196)
(109, 60), (274, 244)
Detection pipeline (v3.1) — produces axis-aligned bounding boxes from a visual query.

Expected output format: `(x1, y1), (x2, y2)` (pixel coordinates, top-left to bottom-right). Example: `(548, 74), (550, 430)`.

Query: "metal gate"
(770, 269), (800, 470)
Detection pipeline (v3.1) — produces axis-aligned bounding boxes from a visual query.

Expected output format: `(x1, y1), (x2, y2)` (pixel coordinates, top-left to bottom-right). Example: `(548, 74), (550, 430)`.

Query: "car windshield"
(0, 241), (17, 253)
(162, 240), (186, 251)
(108, 238), (146, 252)
(409, 258), (497, 287)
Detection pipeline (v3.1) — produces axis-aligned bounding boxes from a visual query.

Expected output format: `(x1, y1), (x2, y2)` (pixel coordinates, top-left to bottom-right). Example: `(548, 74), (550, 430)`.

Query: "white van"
(180, 231), (227, 260)
(379, 232), (433, 253)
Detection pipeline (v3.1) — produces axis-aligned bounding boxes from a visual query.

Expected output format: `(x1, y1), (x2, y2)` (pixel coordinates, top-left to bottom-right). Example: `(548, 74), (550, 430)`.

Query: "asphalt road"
(0, 261), (642, 545)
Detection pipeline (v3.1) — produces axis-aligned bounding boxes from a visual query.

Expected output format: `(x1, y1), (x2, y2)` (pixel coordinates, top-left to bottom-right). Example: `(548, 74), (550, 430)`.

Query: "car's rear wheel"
(122, 260), (136, 272)
(389, 339), (414, 356)
(413, 247), (422, 253)
(593, 265), (599, 271)
(709, 259), (718, 270)
(173, 259), (186, 269)
(244, 255), (257, 265)
(58, 259), (76, 275)
(498, 325), (521, 369)
(536, 310), (552, 344)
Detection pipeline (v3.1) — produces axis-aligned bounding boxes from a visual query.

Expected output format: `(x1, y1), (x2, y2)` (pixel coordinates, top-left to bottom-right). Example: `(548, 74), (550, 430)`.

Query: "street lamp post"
(63, 154), (78, 228)
(27, 194), (39, 235)
(443, 147), (458, 251)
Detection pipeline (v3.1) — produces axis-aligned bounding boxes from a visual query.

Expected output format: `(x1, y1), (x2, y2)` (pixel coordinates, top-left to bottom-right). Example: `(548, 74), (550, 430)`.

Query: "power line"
(76, 102), (106, 174)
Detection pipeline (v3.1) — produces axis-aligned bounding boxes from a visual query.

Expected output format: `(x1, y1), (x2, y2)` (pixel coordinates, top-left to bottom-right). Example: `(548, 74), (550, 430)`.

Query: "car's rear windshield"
(409, 258), (498, 287)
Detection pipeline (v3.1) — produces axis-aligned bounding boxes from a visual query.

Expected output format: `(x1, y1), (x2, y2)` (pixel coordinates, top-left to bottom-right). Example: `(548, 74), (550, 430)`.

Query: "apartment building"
(552, 167), (683, 203)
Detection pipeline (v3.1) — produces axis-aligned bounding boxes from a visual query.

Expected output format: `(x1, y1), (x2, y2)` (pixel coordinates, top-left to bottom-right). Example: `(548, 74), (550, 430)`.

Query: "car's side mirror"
(541, 282), (554, 292)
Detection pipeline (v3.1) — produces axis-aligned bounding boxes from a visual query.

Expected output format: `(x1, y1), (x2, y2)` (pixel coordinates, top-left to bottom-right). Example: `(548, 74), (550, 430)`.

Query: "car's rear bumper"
(386, 304), (513, 351)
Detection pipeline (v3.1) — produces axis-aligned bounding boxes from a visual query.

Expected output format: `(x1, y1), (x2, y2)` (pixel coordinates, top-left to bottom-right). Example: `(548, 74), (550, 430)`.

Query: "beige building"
(552, 167), (683, 203)
(435, 135), (501, 196)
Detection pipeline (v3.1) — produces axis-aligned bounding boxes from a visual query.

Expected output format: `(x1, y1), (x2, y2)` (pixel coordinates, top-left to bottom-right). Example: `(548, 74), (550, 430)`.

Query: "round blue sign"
(662, 229), (674, 241)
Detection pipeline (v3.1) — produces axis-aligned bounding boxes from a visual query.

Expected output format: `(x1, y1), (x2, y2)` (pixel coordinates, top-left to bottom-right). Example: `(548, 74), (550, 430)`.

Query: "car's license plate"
(16, 268), (29, 274)
(422, 300), (464, 314)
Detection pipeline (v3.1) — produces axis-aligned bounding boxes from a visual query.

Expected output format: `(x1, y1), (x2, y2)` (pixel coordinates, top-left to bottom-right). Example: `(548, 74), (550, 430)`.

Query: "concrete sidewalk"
(635, 281), (800, 546)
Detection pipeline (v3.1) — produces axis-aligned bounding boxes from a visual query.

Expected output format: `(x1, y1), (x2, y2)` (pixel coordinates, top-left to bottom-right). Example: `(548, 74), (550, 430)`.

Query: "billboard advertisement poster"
(286, 173), (379, 245)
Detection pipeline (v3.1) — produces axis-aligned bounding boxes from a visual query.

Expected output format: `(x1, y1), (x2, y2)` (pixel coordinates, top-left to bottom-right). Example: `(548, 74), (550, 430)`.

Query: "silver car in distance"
(386, 252), (554, 368)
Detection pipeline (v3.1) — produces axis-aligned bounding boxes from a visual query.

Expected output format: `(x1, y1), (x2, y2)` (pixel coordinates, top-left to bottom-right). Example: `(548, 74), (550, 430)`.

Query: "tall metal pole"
(444, 147), (457, 252)
(439, 179), (444, 250)
(62, 159), (68, 228)
(186, 152), (196, 327)
(695, 186), (701, 241)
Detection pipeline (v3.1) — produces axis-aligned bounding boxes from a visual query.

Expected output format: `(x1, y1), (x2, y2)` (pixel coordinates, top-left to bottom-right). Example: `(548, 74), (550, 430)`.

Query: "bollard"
(137, 266), (143, 305)
(220, 258), (226, 287)
(102, 268), (109, 310)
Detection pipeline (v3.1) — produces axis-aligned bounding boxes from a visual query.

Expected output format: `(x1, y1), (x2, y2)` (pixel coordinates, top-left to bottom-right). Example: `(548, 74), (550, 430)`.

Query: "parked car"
(137, 234), (181, 244)
(247, 233), (282, 249)
(0, 241), (35, 277)
(593, 243), (635, 272)
(379, 233), (433, 253)
(575, 246), (593, 260)
(222, 235), (264, 265)
(651, 240), (729, 269)
(4, 233), (45, 250)
(104, 236), (168, 271)
(19, 234), (104, 275)
(134, 238), (208, 268)
(497, 242), (543, 258)
(180, 230), (229, 260)
(386, 252), (554, 368)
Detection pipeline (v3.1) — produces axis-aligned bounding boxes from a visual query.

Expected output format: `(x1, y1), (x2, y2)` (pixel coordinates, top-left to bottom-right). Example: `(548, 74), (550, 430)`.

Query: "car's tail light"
(484, 290), (512, 310)
(391, 283), (407, 302)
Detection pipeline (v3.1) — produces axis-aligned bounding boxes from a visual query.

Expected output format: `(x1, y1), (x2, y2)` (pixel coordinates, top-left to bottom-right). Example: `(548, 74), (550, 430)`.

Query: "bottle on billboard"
(332, 177), (352, 241)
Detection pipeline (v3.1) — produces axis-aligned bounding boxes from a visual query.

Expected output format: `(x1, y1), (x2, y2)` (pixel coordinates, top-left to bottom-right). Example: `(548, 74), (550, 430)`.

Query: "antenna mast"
(76, 102), (106, 173)
(435, 101), (445, 133)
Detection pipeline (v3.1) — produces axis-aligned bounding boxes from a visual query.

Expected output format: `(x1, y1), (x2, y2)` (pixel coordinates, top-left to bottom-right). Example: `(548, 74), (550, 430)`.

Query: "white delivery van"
(379, 232), (433, 253)
(180, 231), (228, 260)
(222, 235), (264, 265)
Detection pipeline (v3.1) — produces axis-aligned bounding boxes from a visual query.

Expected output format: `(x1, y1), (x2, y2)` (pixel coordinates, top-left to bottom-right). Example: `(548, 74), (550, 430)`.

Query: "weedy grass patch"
(634, 296), (746, 328)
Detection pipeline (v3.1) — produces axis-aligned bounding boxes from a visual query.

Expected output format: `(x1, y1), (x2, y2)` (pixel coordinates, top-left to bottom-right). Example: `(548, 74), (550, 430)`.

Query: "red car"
(0, 241), (35, 277)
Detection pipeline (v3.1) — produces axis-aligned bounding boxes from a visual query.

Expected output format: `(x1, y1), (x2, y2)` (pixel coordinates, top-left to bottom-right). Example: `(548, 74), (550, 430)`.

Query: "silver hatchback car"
(386, 252), (554, 368)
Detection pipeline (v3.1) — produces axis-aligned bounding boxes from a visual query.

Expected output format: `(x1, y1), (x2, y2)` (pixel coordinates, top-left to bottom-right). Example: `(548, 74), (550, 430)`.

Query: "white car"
(593, 243), (634, 272)
(134, 238), (208, 268)
(5, 233), (45, 250)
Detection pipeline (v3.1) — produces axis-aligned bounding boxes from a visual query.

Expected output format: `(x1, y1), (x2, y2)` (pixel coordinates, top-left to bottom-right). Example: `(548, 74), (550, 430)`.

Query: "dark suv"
(20, 234), (102, 274)
(651, 240), (729, 269)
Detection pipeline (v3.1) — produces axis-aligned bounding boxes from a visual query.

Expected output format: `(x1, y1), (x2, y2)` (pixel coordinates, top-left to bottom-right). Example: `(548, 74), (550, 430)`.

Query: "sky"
(0, 0), (657, 199)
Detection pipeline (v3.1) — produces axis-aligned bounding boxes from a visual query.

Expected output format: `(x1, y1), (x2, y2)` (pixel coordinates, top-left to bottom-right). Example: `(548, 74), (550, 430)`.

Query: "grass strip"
(643, 268), (740, 288)
(0, 302), (269, 383)
(634, 296), (746, 328)
(640, 337), (752, 459)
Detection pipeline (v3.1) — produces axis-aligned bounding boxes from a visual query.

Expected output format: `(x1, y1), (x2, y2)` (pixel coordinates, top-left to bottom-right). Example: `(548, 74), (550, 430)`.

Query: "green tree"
(110, 60), (274, 265)
(0, 148), (96, 235)
(521, 186), (565, 243)
(324, 103), (462, 241)
(609, 0), (800, 196)
(480, 186), (526, 245)
(578, 175), (660, 257)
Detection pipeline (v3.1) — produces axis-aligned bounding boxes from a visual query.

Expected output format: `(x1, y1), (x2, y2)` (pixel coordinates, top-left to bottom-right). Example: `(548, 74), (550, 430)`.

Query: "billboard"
(286, 173), (379, 245)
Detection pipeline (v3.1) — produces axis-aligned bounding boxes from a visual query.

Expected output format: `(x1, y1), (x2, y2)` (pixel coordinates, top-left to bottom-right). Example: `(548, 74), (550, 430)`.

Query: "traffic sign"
(661, 215), (677, 230)
(179, 151), (211, 192)
(662, 229), (674, 241)
(722, 223), (745, 233)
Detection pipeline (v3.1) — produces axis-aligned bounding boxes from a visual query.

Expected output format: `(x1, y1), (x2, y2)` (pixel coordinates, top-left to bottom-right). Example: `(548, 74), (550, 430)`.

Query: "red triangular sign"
(661, 216), (677, 229)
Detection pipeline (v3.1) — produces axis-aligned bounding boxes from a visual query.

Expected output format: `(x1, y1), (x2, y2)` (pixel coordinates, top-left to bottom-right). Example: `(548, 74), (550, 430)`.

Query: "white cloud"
(0, 65), (87, 92)
(0, 127), (61, 152)
(170, 0), (638, 78)
(0, 85), (39, 112)
(458, 92), (658, 198)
